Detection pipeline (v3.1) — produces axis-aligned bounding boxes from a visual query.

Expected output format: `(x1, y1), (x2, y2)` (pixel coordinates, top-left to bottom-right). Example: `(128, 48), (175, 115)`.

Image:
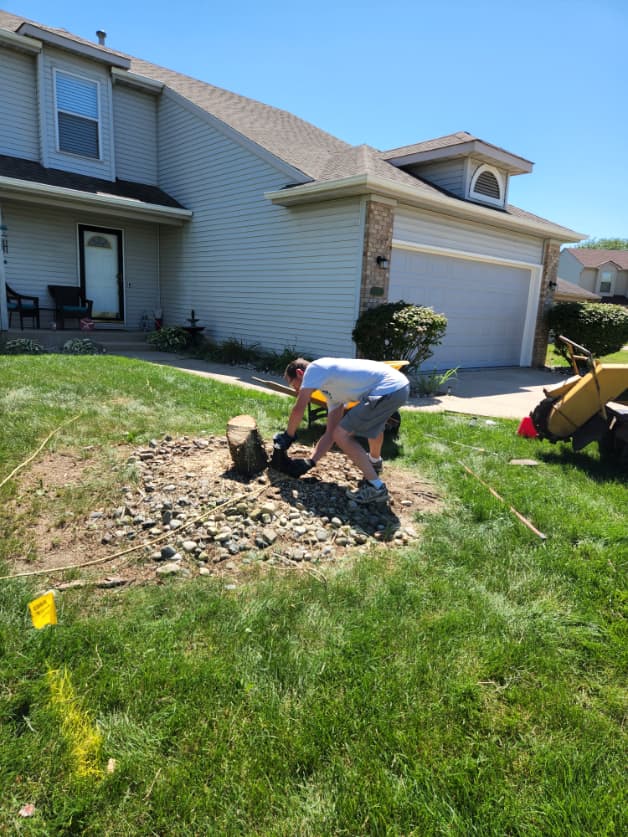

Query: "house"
(0, 10), (584, 369)
(553, 277), (600, 303)
(559, 248), (628, 307)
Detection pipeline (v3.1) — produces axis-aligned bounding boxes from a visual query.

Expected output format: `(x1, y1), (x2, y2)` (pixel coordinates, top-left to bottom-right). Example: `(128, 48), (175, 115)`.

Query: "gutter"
(265, 174), (585, 243)
(0, 176), (192, 226)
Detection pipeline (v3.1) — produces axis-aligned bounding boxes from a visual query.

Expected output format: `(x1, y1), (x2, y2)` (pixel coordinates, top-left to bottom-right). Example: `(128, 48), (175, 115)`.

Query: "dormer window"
(54, 70), (101, 159)
(469, 164), (505, 207)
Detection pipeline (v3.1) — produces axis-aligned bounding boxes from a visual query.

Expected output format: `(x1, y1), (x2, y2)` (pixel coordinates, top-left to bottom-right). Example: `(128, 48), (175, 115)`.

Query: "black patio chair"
(48, 284), (93, 329)
(6, 283), (40, 329)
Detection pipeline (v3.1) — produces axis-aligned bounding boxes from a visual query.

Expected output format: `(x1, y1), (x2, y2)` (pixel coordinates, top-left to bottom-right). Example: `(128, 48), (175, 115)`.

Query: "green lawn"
(1, 356), (626, 836)
(545, 344), (628, 367)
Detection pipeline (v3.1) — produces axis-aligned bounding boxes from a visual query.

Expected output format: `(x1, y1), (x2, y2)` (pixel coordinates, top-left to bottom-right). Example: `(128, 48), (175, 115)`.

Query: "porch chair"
(6, 283), (40, 329)
(48, 284), (93, 329)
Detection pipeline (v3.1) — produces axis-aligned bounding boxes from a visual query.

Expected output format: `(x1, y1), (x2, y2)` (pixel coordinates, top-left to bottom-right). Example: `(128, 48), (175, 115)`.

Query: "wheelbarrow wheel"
(385, 411), (402, 437)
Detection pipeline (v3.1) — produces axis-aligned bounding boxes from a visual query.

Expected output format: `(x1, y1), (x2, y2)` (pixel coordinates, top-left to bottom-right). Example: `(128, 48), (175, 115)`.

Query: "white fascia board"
(111, 67), (164, 94)
(0, 28), (42, 53)
(17, 23), (130, 69)
(162, 88), (311, 185)
(0, 177), (192, 226)
(265, 175), (585, 242)
(385, 141), (533, 174)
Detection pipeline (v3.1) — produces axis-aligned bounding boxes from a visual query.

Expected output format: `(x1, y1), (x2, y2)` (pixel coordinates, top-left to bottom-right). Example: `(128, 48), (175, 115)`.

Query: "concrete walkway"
(118, 349), (562, 420)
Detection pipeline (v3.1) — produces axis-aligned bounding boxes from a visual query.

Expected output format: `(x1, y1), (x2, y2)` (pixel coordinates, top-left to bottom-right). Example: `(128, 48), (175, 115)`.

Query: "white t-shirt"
(301, 358), (407, 411)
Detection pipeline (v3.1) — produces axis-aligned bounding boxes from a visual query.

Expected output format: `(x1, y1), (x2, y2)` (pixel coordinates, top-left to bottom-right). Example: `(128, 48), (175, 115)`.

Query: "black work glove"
(270, 449), (315, 478)
(273, 431), (295, 451)
(287, 458), (316, 478)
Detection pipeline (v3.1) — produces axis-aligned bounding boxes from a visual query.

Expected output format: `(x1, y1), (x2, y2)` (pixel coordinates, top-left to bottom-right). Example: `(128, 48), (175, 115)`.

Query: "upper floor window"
(598, 270), (615, 296)
(469, 164), (505, 207)
(55, 70), (100, 159)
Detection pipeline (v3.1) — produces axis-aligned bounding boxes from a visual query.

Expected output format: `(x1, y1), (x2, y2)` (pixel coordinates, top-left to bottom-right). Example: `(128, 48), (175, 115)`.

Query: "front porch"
(4, 324), (151, 353)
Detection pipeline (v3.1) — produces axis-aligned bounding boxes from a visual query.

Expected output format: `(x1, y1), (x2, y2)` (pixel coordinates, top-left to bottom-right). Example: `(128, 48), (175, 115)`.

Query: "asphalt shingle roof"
(0, 9), (579, 238)
(565, 248), (628, 270)
(0, 154), (184, 207)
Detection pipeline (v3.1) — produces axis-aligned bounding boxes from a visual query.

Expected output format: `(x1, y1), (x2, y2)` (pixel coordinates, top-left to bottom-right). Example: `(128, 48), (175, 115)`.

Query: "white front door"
(79, 226), (123, 321)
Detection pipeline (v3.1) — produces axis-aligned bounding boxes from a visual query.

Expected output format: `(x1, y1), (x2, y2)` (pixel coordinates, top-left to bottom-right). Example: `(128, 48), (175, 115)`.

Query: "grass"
(545, 344), (628, 367)
(1, 355), (626, 835)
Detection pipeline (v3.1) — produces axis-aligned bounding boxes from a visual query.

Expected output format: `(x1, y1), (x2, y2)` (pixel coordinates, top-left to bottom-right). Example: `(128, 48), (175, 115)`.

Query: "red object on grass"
(517, 416), (538, 438)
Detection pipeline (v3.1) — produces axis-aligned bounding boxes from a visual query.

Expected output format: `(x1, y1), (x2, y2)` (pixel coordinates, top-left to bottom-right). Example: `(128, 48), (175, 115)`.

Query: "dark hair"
(284, 358), (310, 382)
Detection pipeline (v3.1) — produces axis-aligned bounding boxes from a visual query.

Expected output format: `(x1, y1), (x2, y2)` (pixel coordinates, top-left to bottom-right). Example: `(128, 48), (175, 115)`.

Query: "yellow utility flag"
(28, 591), (57, 628)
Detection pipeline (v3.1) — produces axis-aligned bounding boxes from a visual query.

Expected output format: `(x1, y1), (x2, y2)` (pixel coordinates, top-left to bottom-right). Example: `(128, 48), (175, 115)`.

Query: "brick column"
(358, 199), (395, 315)
(531, 239), (561, 367)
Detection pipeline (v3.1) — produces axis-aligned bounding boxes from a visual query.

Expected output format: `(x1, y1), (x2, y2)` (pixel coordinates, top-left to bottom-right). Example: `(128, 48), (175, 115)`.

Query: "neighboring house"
(559, 248), (628, 307)
(553, 277), (601, 303)
(0, 10), (584, 369)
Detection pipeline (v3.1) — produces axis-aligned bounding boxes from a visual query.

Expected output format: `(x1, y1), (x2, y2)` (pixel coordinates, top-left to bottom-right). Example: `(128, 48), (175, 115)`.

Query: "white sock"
(368, 453), (382, 463)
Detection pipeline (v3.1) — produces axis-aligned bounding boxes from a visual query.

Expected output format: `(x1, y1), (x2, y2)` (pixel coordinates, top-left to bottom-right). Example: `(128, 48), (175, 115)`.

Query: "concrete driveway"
(120, 350), (560, 421)
(406, 366), (561, 419)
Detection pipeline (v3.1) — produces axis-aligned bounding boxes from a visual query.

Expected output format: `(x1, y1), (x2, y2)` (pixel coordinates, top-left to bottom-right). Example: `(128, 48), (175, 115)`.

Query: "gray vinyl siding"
(558, 250), (586, 285)
(579, 267), (598, 294)
(0, 47), (39, 160)
(2, 200), (159, 325)
(393, 206), (543, 264)
(404, 159), (467, 197)
(157, 93), (363, 357)
(41, 47), (115, 180)
(113, 85), (158, 185)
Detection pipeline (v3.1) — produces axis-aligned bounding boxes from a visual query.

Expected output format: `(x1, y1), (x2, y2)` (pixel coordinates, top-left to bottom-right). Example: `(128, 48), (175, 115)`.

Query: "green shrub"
(548, 302), (628, 359)
(146, 326), (191, 352)
(352, 301), (447, 368)
(61, 338), (102, 355)
(1, 338), (47, 355)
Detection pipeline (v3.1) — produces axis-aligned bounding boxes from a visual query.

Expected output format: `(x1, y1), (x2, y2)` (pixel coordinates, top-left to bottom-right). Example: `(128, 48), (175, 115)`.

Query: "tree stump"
(226, 414), (268, 476)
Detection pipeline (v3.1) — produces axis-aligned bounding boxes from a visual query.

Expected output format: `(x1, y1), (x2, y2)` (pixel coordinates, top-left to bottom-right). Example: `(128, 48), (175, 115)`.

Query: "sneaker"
(346, 481), (389, 505)
(368, 456), (383, 474)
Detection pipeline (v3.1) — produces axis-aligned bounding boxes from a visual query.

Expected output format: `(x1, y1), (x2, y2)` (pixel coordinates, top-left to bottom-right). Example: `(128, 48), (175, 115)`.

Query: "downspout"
(0, 205), (8, 331)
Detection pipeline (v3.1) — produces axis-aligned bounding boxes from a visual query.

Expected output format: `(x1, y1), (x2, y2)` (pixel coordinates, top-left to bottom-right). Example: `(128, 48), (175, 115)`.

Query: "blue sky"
(5, 0), (627, 241)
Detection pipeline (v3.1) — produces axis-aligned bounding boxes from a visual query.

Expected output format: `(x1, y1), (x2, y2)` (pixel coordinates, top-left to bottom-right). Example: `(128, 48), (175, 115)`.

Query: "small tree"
(352, 301), (447, 368)
(547, 302), (628, 359)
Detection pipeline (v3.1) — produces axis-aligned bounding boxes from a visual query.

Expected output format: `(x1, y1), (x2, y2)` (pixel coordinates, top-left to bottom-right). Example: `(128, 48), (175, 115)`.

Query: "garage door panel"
(389, 250), (531, 369)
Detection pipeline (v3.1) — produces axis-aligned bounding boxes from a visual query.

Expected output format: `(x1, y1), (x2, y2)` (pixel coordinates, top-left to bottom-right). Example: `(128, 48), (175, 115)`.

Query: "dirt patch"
(6, 435), (441, 589)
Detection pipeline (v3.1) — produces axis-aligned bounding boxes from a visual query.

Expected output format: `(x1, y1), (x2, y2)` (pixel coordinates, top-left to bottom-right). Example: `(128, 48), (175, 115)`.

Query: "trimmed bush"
(548, 302), (628, 359)
(1, 338), (47, 355)
(352, 301), (447, 368)
(61, 338), (103, 355)
(146, 326), (191, 352)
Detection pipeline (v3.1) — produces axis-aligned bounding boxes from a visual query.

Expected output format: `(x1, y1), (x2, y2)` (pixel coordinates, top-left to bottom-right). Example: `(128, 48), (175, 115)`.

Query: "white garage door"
(389, 249), (533, 369)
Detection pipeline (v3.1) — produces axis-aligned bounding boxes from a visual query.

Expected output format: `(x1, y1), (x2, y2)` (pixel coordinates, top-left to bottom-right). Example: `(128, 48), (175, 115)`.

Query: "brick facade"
(531, 239), (561, 366)
(358, 199), (395, 314)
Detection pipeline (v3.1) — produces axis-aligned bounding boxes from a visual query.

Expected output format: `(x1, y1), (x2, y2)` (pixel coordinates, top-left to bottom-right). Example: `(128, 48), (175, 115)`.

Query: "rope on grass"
(0, 475), (289, 581)
(459, 461), (547, 541)
(0, 414), (81, 492)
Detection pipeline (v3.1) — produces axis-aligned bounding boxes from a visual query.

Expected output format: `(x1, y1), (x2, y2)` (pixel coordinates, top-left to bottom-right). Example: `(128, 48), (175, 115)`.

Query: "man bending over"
(274, 357), (410, 505)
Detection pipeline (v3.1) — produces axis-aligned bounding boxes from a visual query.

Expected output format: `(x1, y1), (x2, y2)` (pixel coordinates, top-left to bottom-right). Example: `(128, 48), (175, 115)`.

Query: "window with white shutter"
(55, 70), (100, 159)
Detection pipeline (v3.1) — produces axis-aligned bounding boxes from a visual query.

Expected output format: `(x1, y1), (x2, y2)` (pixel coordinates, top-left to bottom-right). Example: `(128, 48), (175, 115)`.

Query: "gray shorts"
(339, 383), (410, 439)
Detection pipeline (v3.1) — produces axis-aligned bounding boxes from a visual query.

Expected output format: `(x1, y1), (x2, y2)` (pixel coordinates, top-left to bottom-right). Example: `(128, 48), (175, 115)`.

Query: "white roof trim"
(0, 27), (42, 53)
(0, 176), (192, 226)
(17, 23), (130, 69)
(384, 140), (533, 175)
(265, 175), (584, 242)
(111, 67), (164, 94)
